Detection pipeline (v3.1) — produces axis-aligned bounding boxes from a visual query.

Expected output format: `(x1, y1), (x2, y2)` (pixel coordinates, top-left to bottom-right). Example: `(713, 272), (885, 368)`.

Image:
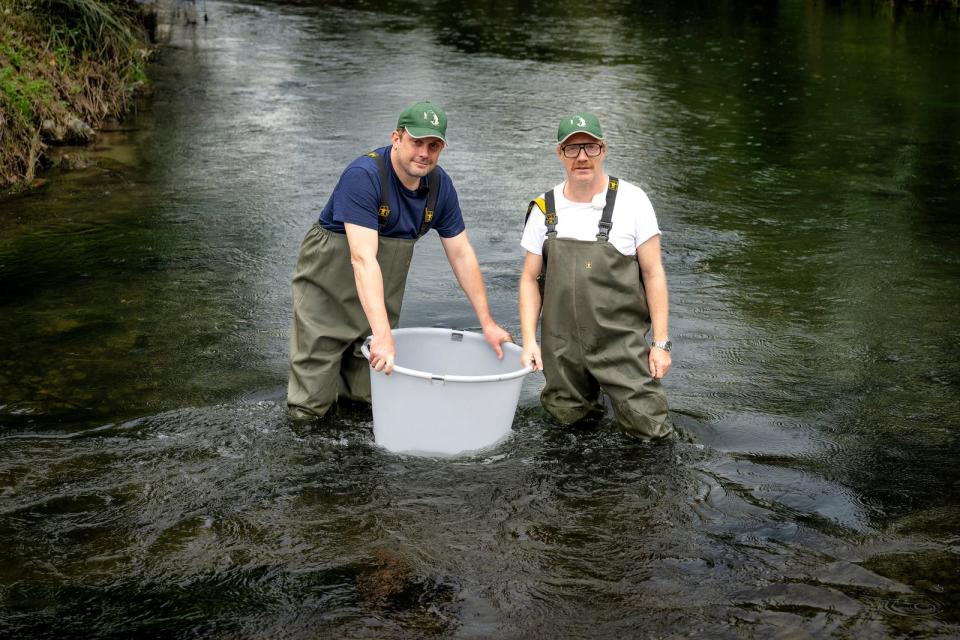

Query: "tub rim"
(361, 328), (532, 383)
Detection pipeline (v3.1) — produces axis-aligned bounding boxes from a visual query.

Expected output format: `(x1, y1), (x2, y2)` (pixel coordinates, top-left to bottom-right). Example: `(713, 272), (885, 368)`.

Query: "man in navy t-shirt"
(288, 101), (512, 420)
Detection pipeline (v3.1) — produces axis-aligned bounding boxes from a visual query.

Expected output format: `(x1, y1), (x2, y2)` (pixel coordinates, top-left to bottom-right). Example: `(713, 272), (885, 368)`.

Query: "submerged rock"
(57, 153), (92, 170)
(40, 118), (95, 145)
(40, 119), (67, 143)
(67, 118), (95, 143)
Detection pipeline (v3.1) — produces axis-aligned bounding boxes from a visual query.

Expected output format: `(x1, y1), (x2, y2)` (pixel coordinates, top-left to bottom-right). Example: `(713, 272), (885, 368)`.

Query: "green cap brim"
(557, 131), (603, 145)
(404, 126), (446, 143)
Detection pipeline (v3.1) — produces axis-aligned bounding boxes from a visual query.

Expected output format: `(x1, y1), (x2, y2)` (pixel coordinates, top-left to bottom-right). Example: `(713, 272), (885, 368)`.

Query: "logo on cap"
(576, 116), (586, 127)
(424, 111), (440, 126)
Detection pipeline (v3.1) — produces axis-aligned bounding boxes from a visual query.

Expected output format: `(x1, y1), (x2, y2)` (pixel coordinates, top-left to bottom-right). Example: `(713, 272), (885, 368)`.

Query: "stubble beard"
(569, 164), (595, 188)
(402, 155), (434, 180)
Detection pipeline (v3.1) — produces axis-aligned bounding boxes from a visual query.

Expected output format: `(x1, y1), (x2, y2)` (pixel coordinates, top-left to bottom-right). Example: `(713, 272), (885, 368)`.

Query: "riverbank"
(0, 0), (158, 191)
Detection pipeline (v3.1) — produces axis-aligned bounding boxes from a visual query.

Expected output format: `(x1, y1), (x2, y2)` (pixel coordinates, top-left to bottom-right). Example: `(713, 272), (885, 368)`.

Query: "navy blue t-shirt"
(318, 146), (465, 239)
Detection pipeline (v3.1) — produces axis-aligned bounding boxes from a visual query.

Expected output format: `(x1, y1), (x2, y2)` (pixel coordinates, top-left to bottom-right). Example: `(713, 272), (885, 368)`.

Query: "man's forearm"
(643, 272), (670, 342)
(637, 236), (669, 343)
(345, 224), (391, 336)
(351, 256), (391, 335)
(519, 274), (542, 345)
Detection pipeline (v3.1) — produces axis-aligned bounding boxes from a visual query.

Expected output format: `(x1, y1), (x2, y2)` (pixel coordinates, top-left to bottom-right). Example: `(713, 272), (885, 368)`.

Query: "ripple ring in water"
(877, 594), (943, 619)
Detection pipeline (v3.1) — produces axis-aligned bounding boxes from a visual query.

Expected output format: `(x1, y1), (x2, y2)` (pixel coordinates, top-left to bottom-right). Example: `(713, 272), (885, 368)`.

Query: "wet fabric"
(287, 224), (414, 417)
(540, 231), (671, 439)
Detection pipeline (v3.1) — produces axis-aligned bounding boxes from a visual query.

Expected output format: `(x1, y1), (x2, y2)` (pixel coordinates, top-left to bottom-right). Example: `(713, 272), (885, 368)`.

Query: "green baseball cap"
(397, 100), (448, 142)
(557, 112), (604, 144)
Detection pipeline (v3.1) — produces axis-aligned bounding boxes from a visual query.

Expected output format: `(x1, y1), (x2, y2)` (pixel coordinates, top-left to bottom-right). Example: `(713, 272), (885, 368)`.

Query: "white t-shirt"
(521, 178), (660, 257)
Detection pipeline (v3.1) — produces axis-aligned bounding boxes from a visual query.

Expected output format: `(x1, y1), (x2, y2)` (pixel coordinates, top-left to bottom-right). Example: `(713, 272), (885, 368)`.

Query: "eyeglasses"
(561, 142), (604, 158)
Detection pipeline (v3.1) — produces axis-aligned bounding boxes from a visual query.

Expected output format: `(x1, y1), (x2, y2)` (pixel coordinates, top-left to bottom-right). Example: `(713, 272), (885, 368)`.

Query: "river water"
(1, 0), (958, 637)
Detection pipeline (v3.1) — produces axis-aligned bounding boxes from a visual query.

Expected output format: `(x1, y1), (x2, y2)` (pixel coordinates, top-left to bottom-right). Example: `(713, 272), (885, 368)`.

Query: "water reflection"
(1, 0), (959, 635)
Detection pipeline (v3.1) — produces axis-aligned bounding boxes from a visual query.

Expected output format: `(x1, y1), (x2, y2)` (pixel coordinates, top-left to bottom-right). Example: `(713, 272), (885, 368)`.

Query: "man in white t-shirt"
(518, 112), (672, 438)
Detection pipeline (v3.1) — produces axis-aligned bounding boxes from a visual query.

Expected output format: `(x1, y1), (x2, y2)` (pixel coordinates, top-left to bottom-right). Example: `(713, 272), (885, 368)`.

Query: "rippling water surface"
(1, 1), (958, 636)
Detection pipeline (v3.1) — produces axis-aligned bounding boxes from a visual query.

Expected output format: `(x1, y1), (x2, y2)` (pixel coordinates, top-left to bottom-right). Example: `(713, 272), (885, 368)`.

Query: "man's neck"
(397, 173), (421, 191)
(564, 173), (608, 203)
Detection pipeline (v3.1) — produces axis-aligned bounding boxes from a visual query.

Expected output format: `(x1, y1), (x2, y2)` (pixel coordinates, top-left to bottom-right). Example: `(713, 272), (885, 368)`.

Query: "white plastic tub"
(362, 328), (530, 456)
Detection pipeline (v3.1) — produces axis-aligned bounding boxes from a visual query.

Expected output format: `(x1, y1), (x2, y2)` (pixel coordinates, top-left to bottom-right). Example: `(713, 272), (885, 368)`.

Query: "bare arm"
(344, 223), (395, 373)
(518, 251), (544, 371)
(637, 234), (671, 379)
(440, 231), (511, 358)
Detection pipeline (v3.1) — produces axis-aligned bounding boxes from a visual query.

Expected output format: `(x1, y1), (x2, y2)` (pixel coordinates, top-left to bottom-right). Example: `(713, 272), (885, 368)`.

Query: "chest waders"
(531, 178), (670, 439)
(287, 152), (439, 418)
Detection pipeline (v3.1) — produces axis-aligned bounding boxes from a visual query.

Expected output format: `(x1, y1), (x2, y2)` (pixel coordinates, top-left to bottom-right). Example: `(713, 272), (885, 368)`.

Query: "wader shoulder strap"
(543, 189), (557, 234)
(525, 189), (556, 232)
(367, 151), (391, 232)
(524, 197), (543, 226)
(524, 189), (557, 237)
(597, 176), (619, 241)
(524, 189), (556, 295)
(417, 168), (441, 238)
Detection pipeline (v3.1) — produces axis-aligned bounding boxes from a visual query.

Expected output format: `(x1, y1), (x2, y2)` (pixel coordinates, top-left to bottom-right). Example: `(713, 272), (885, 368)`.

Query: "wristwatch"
(651, 340), (672, 352)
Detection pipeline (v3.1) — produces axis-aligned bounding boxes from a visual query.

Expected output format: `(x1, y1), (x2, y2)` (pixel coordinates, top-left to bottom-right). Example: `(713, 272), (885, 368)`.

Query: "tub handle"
(451, 331), (463, 342)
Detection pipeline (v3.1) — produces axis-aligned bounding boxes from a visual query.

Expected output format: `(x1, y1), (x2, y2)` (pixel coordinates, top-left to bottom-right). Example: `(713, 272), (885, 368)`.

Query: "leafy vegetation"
(0, 0), (153, 189)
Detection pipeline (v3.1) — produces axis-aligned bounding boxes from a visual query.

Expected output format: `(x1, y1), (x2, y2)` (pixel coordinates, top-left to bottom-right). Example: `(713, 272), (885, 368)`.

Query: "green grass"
(1, 68), (52, 120)
(12, 0), (143, 57)
(0, 0), (153, 187)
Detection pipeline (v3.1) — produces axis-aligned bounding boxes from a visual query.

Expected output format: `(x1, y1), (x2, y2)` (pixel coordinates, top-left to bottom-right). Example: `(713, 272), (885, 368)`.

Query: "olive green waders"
(287, 224), (414, 417)
(288, 151), (440, 419)
(536, 179), (671, 438)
